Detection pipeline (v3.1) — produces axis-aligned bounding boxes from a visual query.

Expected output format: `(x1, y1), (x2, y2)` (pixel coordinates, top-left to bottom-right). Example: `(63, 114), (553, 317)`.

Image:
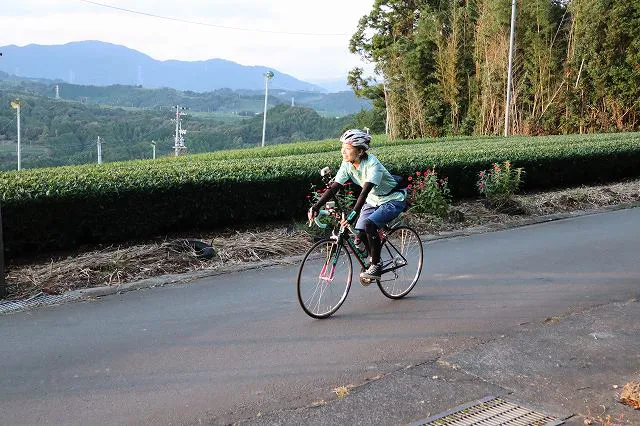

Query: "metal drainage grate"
(0, 293), (84, 315)
(410, 396), (564, 426)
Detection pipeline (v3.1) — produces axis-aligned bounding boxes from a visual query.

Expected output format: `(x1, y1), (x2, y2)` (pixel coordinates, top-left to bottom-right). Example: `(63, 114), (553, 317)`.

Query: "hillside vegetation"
(349, 0), (640, 138)
(2, 132), (639, 260)
(0, 83), (359, 170)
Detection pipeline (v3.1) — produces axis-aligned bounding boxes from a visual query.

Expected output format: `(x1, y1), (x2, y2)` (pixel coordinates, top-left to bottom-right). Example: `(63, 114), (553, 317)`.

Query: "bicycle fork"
(318, 244), (341, 282)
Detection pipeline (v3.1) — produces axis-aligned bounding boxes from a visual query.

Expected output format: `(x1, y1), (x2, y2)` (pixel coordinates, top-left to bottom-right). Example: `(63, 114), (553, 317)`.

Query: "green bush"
(1, 132), (640, 259)
(407, 169), (451, 218)
(477, 161), (524, 208)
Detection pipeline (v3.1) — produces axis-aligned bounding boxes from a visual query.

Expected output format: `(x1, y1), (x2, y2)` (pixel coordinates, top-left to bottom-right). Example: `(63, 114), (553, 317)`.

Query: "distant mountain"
(0, 41), (325, 92)
(309, 77), (352, 93)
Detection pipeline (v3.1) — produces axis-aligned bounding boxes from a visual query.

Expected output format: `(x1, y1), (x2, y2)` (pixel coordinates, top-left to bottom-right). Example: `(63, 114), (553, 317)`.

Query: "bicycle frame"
(325, 220), (409, 281)
(311, 168), (409, 281)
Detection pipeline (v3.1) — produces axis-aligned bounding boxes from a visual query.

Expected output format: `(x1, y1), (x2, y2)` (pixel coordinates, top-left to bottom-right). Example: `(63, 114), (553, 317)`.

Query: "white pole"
(175, 106), (180, 156)
(16, 104), (21, 171)
(504, 0), (517, 137)
(152, 141), (156, 160)
(261, 76), (269, 147)
(97, 136), (102, 164)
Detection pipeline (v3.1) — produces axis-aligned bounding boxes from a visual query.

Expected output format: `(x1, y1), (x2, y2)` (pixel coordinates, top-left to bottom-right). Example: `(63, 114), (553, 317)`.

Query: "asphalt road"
(1, 208), (639, 425)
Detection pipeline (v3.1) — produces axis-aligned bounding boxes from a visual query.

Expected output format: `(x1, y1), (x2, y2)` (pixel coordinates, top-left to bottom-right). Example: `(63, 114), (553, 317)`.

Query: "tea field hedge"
(1, 132), (639, 259)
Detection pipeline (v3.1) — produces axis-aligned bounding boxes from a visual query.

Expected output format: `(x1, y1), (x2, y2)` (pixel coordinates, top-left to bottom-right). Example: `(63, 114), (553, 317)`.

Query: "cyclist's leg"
(355, 204), (375, 253)
(364, 200), (407, 265)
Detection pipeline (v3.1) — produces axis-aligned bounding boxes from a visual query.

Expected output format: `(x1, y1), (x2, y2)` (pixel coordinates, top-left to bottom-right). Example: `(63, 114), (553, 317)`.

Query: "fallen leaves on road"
(333, 385), (355, 399)
(620, 381), (640, 410)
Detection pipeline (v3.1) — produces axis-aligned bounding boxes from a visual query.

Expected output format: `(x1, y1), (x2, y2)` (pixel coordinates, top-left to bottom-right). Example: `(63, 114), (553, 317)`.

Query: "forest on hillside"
(349, 0), (640, 138)
(0, 73), (370, 117)
(0, 87), (357, 170)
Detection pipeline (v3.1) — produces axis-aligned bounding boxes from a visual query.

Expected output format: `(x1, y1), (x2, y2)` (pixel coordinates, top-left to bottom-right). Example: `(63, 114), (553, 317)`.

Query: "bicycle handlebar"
(313, 209), (330, 229)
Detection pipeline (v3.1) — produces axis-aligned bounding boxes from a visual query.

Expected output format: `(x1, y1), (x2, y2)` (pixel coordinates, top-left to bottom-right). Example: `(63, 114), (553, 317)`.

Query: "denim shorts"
(355, 200), (406, 231)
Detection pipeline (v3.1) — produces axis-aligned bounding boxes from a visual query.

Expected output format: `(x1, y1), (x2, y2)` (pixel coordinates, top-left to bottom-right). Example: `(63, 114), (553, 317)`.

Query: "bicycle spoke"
(377, 226), (423, 299)
(297, 239), (352, 318)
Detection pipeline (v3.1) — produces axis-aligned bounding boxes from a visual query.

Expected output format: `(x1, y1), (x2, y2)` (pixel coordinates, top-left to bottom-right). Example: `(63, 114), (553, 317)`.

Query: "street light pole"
(10, 100), (22, 170)
(97, 136), (103, 164)
(504, 0), (517, 137)
(261, 71), (274, 147)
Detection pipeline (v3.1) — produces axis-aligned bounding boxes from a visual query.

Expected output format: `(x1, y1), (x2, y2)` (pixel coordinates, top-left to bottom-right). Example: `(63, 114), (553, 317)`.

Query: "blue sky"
(1, 0), (375, 82)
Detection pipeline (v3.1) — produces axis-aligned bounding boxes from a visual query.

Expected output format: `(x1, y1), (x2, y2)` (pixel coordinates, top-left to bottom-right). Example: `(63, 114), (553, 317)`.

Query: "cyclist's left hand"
(340, 210), (357, 228)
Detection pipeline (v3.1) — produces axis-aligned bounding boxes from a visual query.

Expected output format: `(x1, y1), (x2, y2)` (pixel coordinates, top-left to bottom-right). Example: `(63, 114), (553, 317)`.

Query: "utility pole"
(0, 52), (4, 298)
(0, 201), (5, 299)
(261, 71), (274, 147)
(504, 0), (517, 137)
(173, 105), (187, 156)
(151, 140), (156, 159)
(97, 136), (103, 164)
(10, 99), (22, 171)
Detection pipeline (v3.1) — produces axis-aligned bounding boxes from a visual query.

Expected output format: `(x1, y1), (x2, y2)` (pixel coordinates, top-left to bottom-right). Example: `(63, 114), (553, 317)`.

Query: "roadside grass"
(3, 178), (640, 300)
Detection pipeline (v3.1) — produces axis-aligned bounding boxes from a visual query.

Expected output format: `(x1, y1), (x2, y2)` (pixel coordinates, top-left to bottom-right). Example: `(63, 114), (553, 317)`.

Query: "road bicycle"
(297, 167), (424, 319)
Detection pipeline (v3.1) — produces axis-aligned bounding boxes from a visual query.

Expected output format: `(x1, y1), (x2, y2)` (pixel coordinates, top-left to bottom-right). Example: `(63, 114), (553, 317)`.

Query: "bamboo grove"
(348, 0), (640, 138)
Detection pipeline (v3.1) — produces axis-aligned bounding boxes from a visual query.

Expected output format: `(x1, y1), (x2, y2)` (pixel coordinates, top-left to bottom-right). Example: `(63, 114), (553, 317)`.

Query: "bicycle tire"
(377, 225), (423, 299)
(297, 238), (353, 318)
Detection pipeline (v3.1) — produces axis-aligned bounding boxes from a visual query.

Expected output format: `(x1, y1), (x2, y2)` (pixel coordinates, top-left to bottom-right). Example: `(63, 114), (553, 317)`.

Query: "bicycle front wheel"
(297, 238), (353, 319)
(378, 226), (423, 299)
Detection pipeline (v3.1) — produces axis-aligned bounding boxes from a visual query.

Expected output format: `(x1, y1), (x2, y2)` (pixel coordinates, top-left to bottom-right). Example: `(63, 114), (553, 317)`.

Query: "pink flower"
(407, 184), (413, 189)
(408, 176), (413, 181)
(479, 171), (485, 178)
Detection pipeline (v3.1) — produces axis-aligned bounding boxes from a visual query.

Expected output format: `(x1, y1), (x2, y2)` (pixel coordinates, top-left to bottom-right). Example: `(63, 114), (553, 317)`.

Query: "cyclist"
(308, 129), (407, 282)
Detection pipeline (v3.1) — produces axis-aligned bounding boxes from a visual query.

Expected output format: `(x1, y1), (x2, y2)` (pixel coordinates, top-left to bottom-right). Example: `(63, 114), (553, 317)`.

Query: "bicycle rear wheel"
(378, 226), (423, 299)
(297, 238), (352, 319)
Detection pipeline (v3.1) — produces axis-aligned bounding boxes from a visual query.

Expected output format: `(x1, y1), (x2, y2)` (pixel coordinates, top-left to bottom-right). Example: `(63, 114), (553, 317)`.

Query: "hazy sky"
(1, 0), (376, 82)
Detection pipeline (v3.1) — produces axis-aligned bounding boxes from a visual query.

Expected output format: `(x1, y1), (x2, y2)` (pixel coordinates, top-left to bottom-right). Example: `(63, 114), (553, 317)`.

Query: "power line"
(77, 0), (350, 36)
(0, 117), (16, 135)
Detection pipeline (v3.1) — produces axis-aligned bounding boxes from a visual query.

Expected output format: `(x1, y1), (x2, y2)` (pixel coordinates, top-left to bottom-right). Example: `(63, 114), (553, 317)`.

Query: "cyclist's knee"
(364, 220), (379, 238)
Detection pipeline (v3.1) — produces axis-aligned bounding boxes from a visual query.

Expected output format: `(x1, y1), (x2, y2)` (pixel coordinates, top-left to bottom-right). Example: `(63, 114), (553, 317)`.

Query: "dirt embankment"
(4, 179), (640, 300)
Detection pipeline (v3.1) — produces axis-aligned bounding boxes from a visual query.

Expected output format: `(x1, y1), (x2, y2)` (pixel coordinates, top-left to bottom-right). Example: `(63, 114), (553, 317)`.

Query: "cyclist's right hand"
(307, 206), (319, 226)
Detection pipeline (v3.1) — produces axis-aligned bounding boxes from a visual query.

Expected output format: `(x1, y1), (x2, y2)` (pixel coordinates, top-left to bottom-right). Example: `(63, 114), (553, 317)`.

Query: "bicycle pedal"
(360, 277), (374, 287)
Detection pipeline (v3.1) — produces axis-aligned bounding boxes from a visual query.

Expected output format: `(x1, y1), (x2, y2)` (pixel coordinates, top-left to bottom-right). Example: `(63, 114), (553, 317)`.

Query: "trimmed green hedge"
(1, 132), (639, 259)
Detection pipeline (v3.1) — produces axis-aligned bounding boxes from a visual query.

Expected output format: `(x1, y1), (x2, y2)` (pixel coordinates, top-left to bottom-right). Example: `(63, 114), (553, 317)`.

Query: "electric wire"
(77, 0), (350, 36)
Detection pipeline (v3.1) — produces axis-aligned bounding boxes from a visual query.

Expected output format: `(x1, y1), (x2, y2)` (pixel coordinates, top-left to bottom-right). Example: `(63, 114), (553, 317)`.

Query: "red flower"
(348, 191), (354, 195)
(416, 171), (421, 176)
(407, 184), (413, 189)
(408, 176), (413, 181)
(424, 169), (431, 176)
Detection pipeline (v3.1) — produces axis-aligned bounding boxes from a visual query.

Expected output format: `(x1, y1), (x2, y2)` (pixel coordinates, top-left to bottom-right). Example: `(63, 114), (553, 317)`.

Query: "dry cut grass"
(4, 178), (640, 300)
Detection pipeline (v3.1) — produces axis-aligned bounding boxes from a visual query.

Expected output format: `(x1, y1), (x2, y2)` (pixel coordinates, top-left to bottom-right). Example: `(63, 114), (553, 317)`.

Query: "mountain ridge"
(0, 40), (328, 92)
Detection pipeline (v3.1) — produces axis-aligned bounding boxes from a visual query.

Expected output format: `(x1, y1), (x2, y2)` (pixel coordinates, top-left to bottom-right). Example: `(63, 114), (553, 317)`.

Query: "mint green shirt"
(334, 154), (405, 207)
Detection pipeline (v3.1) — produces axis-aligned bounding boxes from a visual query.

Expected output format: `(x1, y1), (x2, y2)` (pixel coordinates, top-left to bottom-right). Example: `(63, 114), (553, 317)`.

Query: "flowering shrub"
(306, 181), (356, 212)
(477, 161), (524, 207)
(407, 168), (451, 218)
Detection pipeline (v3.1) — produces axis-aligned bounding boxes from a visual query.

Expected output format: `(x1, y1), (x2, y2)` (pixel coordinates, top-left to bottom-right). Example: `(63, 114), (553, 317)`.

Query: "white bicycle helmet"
(340, 129), (371, 150)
